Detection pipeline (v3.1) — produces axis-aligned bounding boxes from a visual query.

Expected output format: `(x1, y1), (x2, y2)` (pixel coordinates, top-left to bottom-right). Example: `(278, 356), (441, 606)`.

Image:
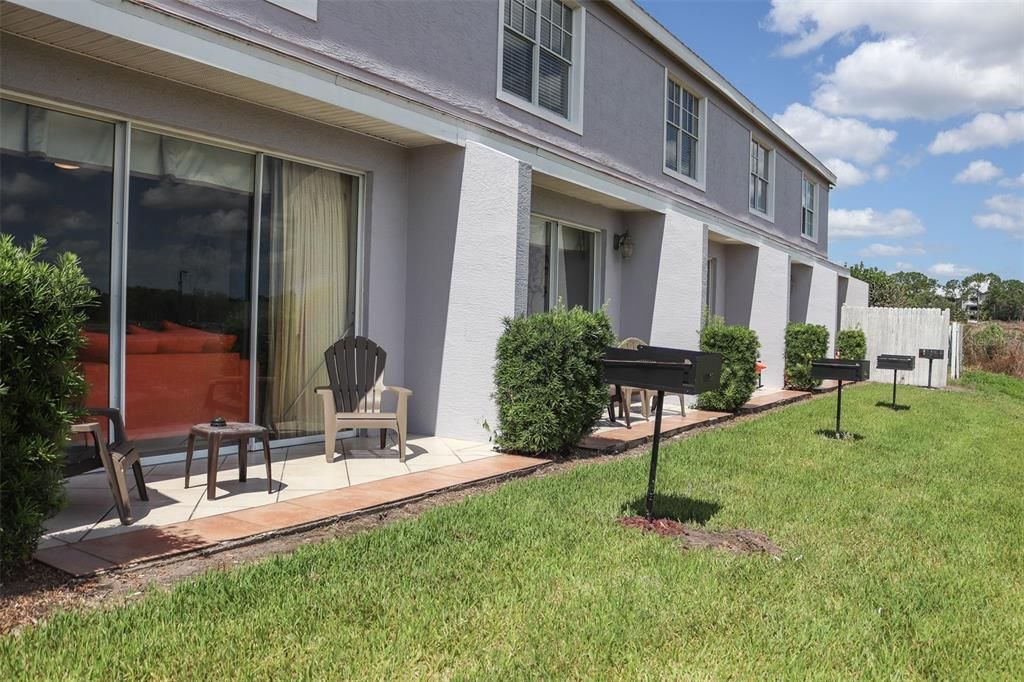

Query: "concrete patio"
(40, 433), (502, 549)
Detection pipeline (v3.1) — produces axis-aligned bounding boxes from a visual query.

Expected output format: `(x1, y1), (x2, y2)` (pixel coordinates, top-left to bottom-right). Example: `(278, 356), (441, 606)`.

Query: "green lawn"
(3, 372), (1023, 679)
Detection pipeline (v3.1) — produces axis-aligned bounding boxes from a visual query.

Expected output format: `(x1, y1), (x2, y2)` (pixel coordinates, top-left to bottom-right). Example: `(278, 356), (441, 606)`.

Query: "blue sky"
(640, 0), (1024, 282)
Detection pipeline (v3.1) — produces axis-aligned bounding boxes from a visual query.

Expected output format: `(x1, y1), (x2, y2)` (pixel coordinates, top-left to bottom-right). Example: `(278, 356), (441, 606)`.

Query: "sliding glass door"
(256, 157), (358, 439)
(0, 100), (114, 412)
(124, 130), (256, 451)
(2, 96), (362, 455)
(527, 216), (601, 314)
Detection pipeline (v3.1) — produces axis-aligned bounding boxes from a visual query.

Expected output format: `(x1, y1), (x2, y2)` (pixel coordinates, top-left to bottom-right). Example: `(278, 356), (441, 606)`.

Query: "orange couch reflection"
(81, 323), (249, 442)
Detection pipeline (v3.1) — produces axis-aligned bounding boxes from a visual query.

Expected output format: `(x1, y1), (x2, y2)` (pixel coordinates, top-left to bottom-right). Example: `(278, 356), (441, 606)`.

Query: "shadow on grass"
(621, 495), (721, 525)
(874, 401), (911, 411)
(814, 429), (865, 441)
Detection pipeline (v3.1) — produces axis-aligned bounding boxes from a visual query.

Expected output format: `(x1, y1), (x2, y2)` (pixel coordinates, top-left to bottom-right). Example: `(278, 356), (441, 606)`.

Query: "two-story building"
(0, 0), (868, 456)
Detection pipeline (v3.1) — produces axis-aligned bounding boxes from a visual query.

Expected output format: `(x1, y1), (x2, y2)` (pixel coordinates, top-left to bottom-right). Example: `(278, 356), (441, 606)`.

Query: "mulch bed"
(620, 517), (781, 555)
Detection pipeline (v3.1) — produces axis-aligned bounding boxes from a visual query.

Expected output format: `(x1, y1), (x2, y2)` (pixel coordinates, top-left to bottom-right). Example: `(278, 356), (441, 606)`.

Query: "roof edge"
(607, 0), (837, 185)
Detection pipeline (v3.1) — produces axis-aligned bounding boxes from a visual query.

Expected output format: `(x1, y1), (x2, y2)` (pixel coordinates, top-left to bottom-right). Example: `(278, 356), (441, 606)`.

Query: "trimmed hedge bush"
(785, 322), (830, 390)
(836, 328), (867, 360)
(1, 236), (94, 575)
(694, 316), (760, 412)
(493, 305), (615, 456)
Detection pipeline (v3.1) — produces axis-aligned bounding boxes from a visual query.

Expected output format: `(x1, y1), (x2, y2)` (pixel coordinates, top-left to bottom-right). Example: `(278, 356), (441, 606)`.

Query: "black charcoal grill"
(602, 345), (722, 521)
(810, 359), (870, 438)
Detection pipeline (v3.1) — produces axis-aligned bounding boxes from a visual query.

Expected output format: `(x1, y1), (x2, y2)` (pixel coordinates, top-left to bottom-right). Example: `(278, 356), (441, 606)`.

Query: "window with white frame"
(527, 216), (601, 314)
(665, 77), (702, 183)
(501, 0), (577, 120)
(801, 177), (816, 239)
(749, 139), (771, 215)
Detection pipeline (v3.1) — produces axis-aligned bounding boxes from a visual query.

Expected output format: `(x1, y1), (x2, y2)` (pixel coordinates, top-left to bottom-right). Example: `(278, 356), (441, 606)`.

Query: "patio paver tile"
(73, 526), (209, 565)
(163, 514), (266, 544)
(33, 545), (115, 576)
(223, 502), (330, 531)
(286, 487), (398, 514)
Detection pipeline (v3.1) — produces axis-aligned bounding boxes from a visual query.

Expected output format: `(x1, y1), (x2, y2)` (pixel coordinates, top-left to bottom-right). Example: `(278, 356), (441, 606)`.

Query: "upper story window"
(499, 0), (583, 131)
(664, 76), (705, 189)
(801, 177), (817, 240)
(749, 138), (774, 219)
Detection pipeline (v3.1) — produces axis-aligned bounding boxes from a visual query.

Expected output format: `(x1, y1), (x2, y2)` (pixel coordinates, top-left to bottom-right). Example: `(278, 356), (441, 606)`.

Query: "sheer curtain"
(264, 160), (353, 435)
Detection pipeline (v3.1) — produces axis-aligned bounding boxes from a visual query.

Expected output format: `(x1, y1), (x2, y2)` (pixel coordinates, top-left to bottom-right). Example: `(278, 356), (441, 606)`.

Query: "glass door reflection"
(125, 130), (254, 453)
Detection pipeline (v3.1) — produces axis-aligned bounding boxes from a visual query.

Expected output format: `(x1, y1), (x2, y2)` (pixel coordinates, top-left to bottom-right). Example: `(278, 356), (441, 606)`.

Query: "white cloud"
(858, 243), (925, 258)
(0, 203), (26, 223)
(828, 207), (925, 239)
(894, 261), (914, 271)
(872, 165), (890, 182)
(0, 172), (47, 199)
(953, 160), (1004, 184)
(998, 173), (1024, 188)
(773, 103), (896, 164)
(928, 263), (976, 278)
(973, 194), (1024, 238)
(929, 111), (1024, 154)
(825, 158), (869, 188)
(765, 1), (1024, 120)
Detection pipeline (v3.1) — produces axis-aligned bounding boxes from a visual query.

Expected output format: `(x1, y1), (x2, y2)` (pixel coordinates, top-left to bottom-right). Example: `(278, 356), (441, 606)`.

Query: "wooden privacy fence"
(840, 306), (963, 388)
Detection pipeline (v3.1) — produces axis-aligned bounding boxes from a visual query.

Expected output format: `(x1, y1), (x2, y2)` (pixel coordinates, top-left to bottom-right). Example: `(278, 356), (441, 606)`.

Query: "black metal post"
(835, 380), (843, 438)
(892, 369), (898, 409)
(645, 390), (666, 522)
(927, 357), (934, 389)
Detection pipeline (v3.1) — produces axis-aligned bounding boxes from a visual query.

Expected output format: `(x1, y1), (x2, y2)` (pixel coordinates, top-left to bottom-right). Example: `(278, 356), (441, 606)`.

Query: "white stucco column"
(749, 244), (789, 389)
(846, 277), (869, 308)
(432, 141), (530, 440)
(806, 264), (839, 355)
(649, 211), (704, 350)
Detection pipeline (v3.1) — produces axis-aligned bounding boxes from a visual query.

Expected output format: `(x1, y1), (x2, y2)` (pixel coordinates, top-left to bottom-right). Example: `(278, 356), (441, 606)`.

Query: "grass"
(3, 375), (1023, 679)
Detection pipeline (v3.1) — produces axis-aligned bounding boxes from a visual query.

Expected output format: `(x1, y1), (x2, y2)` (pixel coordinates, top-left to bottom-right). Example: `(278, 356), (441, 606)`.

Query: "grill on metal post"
(876, 354), (915, 409)
(810, 359), (870, 438)
(918, 348), (944, 389)
(602, 345), (723, 521)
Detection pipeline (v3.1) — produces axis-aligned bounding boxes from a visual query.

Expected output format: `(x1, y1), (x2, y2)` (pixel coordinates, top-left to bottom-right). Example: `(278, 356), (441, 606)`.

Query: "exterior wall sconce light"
(614, 232), (634, 260)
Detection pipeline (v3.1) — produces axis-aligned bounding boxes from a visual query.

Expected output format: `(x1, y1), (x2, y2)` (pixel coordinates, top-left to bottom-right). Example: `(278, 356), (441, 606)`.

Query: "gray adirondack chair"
(316, 336), (412, 462)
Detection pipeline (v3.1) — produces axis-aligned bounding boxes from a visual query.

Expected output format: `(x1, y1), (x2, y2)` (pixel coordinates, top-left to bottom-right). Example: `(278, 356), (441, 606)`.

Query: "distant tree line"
(848, 264), (1024, 322)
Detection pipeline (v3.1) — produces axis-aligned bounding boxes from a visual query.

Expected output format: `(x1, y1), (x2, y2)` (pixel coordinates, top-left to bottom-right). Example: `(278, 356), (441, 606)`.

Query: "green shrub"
(836, 328), (867, 360)
(694, 316), (760, 412)
(966, 323), (1006, 361)
(785, 322), (829, 390)
(0, 236), (94, 575)
(493, 305), (615, 456)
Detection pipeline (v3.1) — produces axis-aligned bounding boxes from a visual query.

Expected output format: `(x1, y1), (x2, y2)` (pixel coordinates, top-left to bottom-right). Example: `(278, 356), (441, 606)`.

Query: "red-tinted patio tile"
(287, 487), (394, 514)
(164, 514), (266, 544)
(741, 390), (808, 412)
(34, 545), (115, 576)
(222, 502), (328, 531)
(579, 410), (732, 451)
(73, 527), (207, 565)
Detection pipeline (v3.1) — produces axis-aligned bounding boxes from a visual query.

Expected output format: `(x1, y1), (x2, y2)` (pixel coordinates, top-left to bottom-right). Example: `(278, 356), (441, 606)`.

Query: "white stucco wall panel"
(749, 244), (789, 389)
(846, 277), (869, 308)
(433, 141), (529, 440)
(807, 264), (839, 355)
(650, 211), (704, 350)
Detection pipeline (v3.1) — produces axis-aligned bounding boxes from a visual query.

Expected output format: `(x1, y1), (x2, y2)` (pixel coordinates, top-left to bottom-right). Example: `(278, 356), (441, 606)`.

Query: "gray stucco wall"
(0, 35), (411, 387)
(146, 0), (831, 256)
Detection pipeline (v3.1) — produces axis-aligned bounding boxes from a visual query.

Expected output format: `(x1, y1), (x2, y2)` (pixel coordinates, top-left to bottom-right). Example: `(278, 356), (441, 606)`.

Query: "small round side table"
(185, 422), (273, 501)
